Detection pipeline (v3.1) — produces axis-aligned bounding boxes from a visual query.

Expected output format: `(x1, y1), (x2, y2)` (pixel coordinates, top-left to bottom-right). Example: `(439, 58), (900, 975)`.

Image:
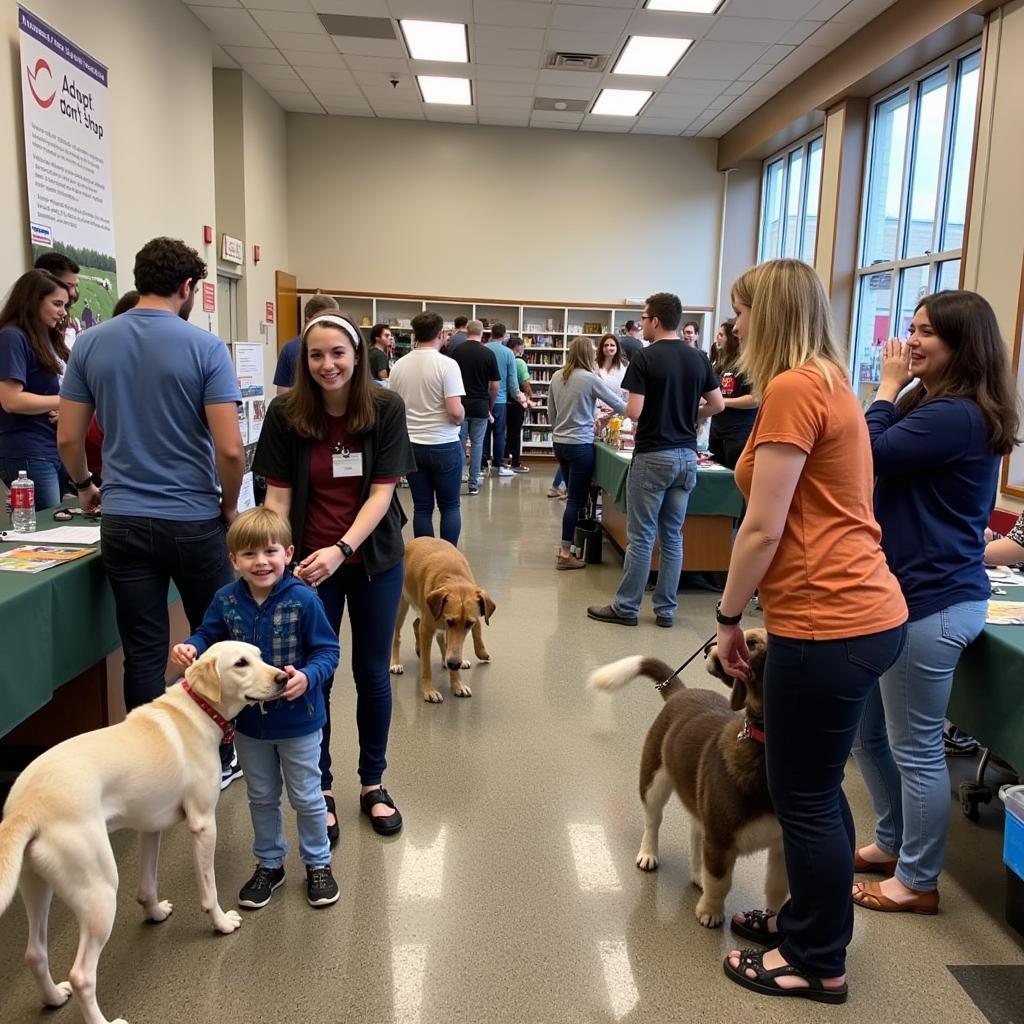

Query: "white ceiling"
(187, 0), (899, 137)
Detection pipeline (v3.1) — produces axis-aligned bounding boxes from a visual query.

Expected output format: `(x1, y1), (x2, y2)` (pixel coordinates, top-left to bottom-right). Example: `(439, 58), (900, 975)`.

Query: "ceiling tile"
(211, 43), (239, 67)
(627, 11), (713, 39)
(706, 17), (795, 44)
(736, 62), (775, 81)
(310, 86), (365, 101)
(780, 21), (820, 45)
(473, 0), (551, 29)
(475, 25), (546, 50)
(566, 0), (635, 8)
(254, 78), (311, 94)
(719, 81), (748, 96)
(314, 0), (389, 15)
(805, 20), (857, 49)
(474, 47), (542, 67)
(722, 0), (823, 16)
(224, 45), (289, 66)
(530, 119), (583, 130)
(189, 0), (242, 6)
(190, 7), (270, 46)
(476, 93), (534, 108)
(355, 74), (419, 94)
(828, 0), (899, 21)
(634, 120), (684, 134)
(534, 84), (596, 101)
(342, 54), (409, 72)
(296, 66), (360, 83)
(264, 30), (338, 53)
(238, 0), (311, 9)
(321, 99), (375, 115)
(550, 5), (630, 33)
(672, 40), (767, 78)
(282, 49), (348, 67)
(479, 111), (531, 126)
(805, 0), (852, 15)
(476, 78), (537, 97)
(759, 44), (796, 65)
(661, 77), (730, 95)
(389, 0), (473, 20)
(474, 65), (539, 83)
(544, 30), (621, 54)
(244, 64), (303, 83)
(270, 92), (324, 111)
(249, 10), (324, 34)
(332, 37), (405, 57)
(537, 68), (602, 88)
(424, 107), (478, 122)
(581, 121), (632, 132)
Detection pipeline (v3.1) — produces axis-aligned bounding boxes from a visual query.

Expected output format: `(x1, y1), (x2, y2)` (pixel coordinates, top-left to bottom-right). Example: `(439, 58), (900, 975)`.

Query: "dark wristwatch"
(715, 601), (743, 626)
(335, 540), (354, 559)
(73, 474), (95, 491)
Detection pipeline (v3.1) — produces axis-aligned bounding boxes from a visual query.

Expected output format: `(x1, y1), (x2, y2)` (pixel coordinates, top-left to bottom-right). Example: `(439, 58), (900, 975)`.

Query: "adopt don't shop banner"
(18, 6), (118, 326)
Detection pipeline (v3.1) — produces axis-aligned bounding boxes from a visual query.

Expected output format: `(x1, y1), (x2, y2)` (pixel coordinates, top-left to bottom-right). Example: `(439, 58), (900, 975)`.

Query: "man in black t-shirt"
(588, 292), (723, 628)
(369, 324), (393, 383)
(450, 320), (499, 494)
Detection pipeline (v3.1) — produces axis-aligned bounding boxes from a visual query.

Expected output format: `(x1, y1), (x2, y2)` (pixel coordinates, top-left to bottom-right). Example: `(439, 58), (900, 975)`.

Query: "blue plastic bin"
(1004, 787), (1024, 937)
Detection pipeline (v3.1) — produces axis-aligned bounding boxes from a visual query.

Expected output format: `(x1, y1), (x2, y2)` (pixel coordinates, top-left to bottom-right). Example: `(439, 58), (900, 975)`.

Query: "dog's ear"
(426, 588), (448, 620)
(477, 589), (496, 624)
(186, 654), (221, 704)
(729, 676), (748, 712)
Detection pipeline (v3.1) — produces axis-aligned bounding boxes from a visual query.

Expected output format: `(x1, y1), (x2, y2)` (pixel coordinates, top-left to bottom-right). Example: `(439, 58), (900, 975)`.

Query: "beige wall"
(0, 0), (219, 331)
(286, 115), (723, 308)
(716, 161), (759, 323)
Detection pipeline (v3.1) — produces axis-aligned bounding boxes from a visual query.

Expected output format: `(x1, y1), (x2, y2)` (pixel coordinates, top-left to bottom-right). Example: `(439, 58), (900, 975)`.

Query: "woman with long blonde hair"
(714, 260), (907, 1003)
(547, 335), (625, 569)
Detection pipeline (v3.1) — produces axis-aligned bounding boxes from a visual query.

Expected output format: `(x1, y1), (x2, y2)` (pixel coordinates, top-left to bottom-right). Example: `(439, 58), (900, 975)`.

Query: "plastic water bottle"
(10, 470), (36, 532)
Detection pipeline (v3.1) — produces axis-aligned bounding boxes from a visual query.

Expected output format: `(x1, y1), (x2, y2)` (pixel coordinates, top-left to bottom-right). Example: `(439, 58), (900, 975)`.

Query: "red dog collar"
(182, 678), (235, 744)
(738, 719), (766, 744)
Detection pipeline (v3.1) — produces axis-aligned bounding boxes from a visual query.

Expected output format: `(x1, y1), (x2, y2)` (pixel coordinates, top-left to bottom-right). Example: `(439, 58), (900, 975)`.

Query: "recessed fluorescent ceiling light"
(400, 20), (468, 63)
(418, 76), (472, 106)
(592, 89), (652, 117)
(613, 36), (692, 77)
(645, 0), (724, 12)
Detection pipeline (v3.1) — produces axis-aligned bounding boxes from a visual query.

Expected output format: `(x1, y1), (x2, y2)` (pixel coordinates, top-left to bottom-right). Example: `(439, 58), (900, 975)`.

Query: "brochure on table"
(0, 545), (95, 574)
(232, 342), (265, 513)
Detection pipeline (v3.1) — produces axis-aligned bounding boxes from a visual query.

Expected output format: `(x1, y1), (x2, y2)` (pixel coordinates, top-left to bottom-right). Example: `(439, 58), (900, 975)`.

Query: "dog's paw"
(149, 899), (173, 922)
(695, 900), (725, 929)
(460, 659), (471, 670)
(452, 684), (472, 698)
(390, 663), (404, 675)
(423, 689), (444, 703)
(476, 653), (491, 663)
(636, 853), (659, 871)
(46, 982), (73, 1007)
(213, 909), (242, 934)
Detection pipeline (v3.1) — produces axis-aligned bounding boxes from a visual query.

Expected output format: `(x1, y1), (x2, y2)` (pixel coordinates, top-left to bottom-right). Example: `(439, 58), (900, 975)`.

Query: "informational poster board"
(232, 343), (265, 512)
(19, 6), (118, 323)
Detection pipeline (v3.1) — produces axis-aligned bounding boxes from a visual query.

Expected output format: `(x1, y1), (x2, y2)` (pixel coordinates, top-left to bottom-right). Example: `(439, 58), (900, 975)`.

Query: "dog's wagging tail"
(588, 656), (684, 701)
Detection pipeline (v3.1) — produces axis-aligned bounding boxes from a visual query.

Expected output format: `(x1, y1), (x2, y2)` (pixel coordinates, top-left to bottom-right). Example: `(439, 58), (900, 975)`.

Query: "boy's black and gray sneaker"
(220, 749), (243, 791)
(238, 865), (285, 909)
(306, 864), (340, 907)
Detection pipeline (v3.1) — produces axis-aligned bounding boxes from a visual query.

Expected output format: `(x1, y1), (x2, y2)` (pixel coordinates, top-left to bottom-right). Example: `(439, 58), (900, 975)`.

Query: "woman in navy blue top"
(0, 270), (73, 509)
(852, 290), (1019, 914)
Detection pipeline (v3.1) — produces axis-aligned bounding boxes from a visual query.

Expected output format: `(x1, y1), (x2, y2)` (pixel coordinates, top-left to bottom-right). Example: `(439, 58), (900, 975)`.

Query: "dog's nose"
(702, 640), (716, 659)
(274, 672), (288, 687)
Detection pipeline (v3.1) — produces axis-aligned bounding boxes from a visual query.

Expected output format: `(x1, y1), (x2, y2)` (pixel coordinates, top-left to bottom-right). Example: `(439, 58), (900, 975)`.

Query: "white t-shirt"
(387, 347), (465, 445)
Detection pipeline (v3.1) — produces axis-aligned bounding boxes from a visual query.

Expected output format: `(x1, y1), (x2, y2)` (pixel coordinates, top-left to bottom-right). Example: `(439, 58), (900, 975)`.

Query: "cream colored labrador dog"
(0, 641), (286, 1024)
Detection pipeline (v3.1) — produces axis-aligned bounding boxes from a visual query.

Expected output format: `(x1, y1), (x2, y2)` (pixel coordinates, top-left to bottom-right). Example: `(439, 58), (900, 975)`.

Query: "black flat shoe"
(360, 787), (403, 836)
(324, 794), (340, 849)
(730, 909), (784, 947)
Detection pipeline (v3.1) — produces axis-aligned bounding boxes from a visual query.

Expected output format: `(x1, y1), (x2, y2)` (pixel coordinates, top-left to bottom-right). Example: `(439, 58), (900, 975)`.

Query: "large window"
(850, 47), (981, 392)
(758, 133), (823, 264)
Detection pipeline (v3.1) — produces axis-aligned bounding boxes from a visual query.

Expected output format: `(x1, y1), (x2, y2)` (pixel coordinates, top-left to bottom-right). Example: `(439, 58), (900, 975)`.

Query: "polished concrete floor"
(1, 467), (1023, 1024)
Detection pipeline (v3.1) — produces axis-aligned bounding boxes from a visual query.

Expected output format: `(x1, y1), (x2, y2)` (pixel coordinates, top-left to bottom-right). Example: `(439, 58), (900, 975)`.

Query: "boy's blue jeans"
(234, 730), (330, 868)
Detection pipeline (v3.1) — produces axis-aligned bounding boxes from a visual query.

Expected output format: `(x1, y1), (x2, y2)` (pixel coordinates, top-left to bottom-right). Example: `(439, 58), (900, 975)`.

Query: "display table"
(591, 443), (743, 572)
(0, 513), (185, 752)
(949, 591), (1024, 775)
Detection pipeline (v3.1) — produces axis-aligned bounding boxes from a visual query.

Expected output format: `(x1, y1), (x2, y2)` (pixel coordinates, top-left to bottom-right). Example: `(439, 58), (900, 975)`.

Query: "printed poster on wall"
(18, 6), (117, 330)
(232, 343), (266, 510)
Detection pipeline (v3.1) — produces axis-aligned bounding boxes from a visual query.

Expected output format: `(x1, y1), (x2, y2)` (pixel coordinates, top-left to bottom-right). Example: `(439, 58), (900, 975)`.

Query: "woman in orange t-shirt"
(715, 260), (907, 1004)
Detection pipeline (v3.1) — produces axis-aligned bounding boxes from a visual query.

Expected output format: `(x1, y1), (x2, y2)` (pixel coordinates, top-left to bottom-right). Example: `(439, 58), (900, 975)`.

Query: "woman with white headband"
(255, 312), (416, 845)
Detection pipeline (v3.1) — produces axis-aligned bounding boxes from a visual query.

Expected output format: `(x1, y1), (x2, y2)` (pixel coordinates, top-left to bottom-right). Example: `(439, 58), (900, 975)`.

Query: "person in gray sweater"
(548, 335), (626, 569)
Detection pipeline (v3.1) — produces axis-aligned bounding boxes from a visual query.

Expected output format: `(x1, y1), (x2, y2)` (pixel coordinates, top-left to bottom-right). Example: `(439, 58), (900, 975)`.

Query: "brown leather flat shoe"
(854, 849), (898, 876)
(852, 880), (939, 915)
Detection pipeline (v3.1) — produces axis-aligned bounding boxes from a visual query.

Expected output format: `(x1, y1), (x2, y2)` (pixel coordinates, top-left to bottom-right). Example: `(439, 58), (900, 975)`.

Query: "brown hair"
(597, 333), (624, 371)
(711, 320), (740, 374)
(303, 294), (339, 321)
(284, 314), (380, 438)
(227, 507), (292, 554)
(561, 335), (598, 382)
(900, 290), (1020, 456)
(0, 269), (70, 375)
(645, 292), (683, 331)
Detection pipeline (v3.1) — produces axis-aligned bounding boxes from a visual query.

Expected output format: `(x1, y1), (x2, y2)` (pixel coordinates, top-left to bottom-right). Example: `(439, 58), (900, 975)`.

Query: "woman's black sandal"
(324, 795), (340, 848)
(730, 909), (784, 947)
(360, 787), (403, 836)
(723, 949), (848, 1004)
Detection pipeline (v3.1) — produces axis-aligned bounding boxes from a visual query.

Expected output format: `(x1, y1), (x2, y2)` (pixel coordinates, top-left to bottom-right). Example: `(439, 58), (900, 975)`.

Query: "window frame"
(757, 129), (824, 265)
(849, 42), (982, 388)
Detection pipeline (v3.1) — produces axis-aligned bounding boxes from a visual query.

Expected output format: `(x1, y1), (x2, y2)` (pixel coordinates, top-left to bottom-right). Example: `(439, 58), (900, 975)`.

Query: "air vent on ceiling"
(533, 97), (590, 112)
(546, 52), (609, 72)
(318, 14), (396, 40)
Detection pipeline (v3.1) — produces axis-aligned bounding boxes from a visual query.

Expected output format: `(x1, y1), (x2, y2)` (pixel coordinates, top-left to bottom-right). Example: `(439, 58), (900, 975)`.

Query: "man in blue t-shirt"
(483, 323), (527, 477)
(59, 238), (247, 784)
(272, 294), (340, 393)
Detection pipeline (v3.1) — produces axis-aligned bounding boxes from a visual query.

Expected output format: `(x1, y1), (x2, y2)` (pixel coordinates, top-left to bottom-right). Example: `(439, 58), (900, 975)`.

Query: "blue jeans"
(460, 417), (488, 488)
(313, 560), (403, 789)
(551, 465), (564, 488)
(100, 515), (234, 711)
(0, 454), (73, 512)
(764, 625), (906, 977)
(483, 402), (507, 468)
(408, 441), (462, 545)
(553, 441), (595, 547)
(852, 600), (987, 892)
(612, 448), (697, 619)
(234, 730), (330, 868)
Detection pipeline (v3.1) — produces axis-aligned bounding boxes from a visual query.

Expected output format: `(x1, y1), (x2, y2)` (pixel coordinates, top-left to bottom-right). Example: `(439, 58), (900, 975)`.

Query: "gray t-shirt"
(61, 308), (241, 519)
(548, 368), (626, 445)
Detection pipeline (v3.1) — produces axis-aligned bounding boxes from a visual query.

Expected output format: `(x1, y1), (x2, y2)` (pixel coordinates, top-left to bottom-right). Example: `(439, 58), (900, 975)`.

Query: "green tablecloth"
(949, 590), (1024, 774)
(0, 512), (119, 736)
(592, 442), (744, 518)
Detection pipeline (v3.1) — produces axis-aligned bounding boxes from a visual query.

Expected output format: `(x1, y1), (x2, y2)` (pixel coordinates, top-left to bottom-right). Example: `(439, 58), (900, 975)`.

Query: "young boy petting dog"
(172, 508), (341, 910)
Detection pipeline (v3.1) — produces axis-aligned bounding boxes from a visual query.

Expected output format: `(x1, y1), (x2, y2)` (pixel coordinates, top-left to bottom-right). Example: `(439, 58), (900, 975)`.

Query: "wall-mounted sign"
(265, 301), (275, 324)
(202, 281), (215, 313)
(221, 233), (243, 265)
